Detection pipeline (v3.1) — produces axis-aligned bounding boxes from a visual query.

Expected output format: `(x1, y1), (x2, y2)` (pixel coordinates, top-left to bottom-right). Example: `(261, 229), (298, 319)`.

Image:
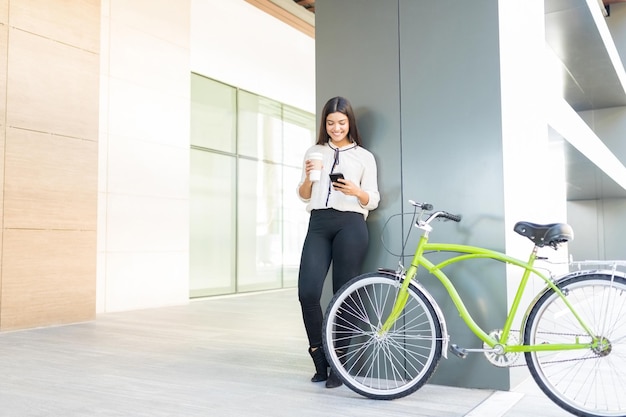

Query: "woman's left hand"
(333, 178), (370, 206)
(333, 178), (359, 196)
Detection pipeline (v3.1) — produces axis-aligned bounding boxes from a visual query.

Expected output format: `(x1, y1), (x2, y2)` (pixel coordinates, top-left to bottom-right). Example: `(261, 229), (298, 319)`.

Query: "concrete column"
(316, 0), (566, 390)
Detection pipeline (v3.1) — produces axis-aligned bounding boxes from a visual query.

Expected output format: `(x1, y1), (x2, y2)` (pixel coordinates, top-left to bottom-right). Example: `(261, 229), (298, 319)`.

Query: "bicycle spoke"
(323, 273), (442, 399)
(525, 273), (626, 417)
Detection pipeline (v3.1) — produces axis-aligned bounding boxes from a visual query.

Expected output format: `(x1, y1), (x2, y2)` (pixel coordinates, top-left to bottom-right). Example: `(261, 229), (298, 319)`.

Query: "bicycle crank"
(448, 343), (505, 359)
(482, 329), (521, 367)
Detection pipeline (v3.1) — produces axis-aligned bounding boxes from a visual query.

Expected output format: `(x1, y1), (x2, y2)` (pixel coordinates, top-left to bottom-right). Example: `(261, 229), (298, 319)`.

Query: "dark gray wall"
(568, 198), (626, 260)
(315, 0), (404, 314)
(566, 4), (626, 261)
(316, 0), (511, 390)
(569, 108), (626, 261)
(316, 0), (404, 272)
(397, 0), (509, 389)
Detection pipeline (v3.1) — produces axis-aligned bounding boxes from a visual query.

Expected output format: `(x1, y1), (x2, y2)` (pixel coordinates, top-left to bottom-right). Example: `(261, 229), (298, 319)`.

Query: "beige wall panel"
(0, 124), (3, 232)
(10, 0), (99, 52)
(6, 28), (99, 140)
(0, 23), (6, 121)
(0, 0), (7, 25)
(4, 127), (97, 230)
(0, 23), (6, 184)
(0, 18), (5, 303)
(0, 229), (96, 331)
(0, 125), (3, 299)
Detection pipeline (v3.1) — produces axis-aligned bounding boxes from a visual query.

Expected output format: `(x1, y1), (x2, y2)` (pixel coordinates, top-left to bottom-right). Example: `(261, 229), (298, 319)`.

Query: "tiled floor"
(0, 288), (572, 417)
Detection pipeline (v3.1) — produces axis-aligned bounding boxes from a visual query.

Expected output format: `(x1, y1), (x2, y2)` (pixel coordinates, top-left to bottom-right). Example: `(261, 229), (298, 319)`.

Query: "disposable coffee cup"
(309, 152), (323, 182)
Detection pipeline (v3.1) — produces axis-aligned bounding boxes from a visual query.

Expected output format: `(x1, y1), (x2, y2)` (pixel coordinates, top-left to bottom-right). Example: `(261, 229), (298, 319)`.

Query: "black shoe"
(325, 369), (342, 388)
(308, 347), (328, 382)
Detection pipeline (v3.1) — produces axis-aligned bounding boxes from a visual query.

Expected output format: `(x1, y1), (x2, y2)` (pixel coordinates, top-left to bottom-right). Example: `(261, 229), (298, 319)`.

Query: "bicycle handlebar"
(408, 200), (433, 211)
(436, 211), (462, 223)
(409, 200), (462, 224)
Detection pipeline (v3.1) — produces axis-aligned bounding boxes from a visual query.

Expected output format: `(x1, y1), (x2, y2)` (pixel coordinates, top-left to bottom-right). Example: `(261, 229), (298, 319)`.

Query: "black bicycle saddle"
(513, 222), (574, 248)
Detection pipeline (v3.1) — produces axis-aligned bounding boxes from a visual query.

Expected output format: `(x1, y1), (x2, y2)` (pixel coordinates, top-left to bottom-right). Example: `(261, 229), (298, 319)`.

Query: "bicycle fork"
(377, 266), (416, 336)
(378, 234), (428, 336)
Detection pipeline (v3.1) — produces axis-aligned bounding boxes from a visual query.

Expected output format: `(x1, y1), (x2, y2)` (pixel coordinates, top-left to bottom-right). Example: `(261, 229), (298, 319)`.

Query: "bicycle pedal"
(449, 344), (468, 359)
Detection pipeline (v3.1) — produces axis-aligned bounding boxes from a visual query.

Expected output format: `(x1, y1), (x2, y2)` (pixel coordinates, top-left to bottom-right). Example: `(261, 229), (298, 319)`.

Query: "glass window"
(283, 105), (316, 167)
(190, 150), (236, 297)
(282, 165), (309, 287)
(190, 74), (315, 297)
(237, 158), (283, 291)
(191, 74), (236, 153)
(238, 91), (283, 163)
(281, 106), (316, 287)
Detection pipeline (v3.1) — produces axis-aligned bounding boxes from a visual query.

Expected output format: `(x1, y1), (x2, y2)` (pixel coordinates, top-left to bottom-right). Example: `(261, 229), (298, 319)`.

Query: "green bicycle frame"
(380, 234), (598, 353)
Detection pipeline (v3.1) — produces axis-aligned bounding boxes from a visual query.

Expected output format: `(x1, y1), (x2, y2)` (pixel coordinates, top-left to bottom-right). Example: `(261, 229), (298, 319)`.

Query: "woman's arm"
(358, 152), (380, 210)
(297, 154), (317, 201)
(299, 177), (313, 200)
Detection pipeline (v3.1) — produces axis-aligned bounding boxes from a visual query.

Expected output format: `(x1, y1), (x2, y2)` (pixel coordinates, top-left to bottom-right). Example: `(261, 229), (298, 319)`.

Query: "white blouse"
(297, 142), (380, 220)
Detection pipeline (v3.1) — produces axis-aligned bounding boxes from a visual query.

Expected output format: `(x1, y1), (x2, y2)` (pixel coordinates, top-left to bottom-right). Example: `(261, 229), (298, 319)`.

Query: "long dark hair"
(316, 96), (362, 146)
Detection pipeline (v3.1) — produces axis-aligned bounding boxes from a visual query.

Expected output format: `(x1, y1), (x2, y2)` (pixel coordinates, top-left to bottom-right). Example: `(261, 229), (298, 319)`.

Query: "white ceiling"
(546, 0), (626, 200)
(546, 0), (626, 111)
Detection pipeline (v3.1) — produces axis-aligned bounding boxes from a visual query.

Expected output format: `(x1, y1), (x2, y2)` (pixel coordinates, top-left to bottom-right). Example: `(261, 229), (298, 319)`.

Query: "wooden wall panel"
(0, 0), (99, 331)
(245, 0), (314, 38)
(0, 23), (6, 141)
(0, 5), (6, 317)
(0, 229), (96, 330)
(0, 0), (7, 25)
(6, 28), (99, 140)
(4, 128), (97, 230)
(9, 0), (99, 53)
(0, 23), (6, 121)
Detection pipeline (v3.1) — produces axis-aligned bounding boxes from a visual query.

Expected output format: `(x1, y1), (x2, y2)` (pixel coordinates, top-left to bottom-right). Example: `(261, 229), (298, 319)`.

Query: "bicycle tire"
(322, 272), (443, 400)
(524, 273), (626, 417)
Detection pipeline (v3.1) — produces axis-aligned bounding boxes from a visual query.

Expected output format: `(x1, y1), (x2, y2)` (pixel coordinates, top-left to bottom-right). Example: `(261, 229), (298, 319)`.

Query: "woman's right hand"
(304, 159), (313, 179)
(299, 159), (322, 199)
(304, 159), (323, 180)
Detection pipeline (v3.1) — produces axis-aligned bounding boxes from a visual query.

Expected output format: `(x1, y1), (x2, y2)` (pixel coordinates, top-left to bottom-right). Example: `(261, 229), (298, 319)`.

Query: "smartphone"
(329, 173), (344, 183)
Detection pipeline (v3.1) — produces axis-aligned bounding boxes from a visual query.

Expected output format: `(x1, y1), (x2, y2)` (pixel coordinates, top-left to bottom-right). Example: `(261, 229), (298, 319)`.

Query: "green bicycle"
(322, 200), (626, 417)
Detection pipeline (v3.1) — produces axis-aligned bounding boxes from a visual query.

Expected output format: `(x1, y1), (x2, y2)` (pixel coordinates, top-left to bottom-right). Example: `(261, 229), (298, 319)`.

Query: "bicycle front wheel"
(322, 272), (443, 400)
(524, 273), (626, 417)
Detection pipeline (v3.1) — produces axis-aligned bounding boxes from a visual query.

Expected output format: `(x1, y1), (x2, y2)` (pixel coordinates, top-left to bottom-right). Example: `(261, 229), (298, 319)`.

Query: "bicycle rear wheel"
(524, 273), (626, 417)
(322, 272), (443, 400)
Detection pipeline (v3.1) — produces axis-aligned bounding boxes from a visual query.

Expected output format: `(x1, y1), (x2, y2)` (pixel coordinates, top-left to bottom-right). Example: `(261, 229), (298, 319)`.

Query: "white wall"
(190, 0), (316, 113)
(98, 0), (316, 313)
(498, 1), (569, 389)
(98, 0), (192, 313)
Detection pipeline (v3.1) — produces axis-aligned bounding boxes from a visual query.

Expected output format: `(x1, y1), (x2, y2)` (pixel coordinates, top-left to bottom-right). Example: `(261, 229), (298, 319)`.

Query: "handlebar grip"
(408, 200), (433, 211)
(441, 212), (462, 223)
(408, 200), (460, 222)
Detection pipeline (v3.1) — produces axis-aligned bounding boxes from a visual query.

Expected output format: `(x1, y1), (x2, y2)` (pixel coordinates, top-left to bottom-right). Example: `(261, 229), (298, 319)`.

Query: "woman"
(297, 96), (380, 388)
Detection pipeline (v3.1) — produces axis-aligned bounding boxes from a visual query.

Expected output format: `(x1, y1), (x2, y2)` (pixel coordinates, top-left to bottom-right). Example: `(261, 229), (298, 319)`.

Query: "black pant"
(298, 209), (369, 348)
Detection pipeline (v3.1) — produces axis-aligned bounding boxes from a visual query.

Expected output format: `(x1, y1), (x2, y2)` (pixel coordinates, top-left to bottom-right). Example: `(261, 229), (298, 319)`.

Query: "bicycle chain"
(509, 354), (601, 367)
(502, 330), (601, 367)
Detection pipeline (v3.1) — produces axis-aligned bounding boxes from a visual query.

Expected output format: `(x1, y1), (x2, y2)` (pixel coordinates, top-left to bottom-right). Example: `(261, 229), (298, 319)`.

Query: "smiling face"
(326, 112), (350, 147)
